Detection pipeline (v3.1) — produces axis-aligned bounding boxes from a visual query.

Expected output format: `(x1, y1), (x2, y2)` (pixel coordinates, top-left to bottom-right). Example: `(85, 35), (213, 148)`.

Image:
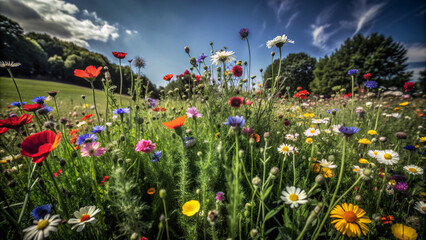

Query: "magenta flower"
(135, 139), (156, 153)
(81, 142), (105, 157)
(186, 107), (202, 118)
(215, 192), (225, 203)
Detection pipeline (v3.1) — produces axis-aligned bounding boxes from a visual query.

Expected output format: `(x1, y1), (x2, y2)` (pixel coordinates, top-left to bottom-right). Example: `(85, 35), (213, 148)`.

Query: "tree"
(418, 69), (426, 93)
(309, 33), (412, 94)
(264, 53), (316, 92)
(48, 55), (64, 79)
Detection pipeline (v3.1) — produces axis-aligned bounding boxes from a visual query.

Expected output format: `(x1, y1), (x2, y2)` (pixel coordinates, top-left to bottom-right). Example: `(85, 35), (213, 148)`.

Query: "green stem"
(17, 164), (37, 223)
(376, 166), (387, 210)
(162, 198), (170, 240)
(90, 81), (101, 125)
(7, 68), (24, 113)
(119, 59), (123, 107)
(45, 160), (68, 218)
(246, 38), (251, 88)
(277, 155), (287, 196)
(292, 152), (296, 186)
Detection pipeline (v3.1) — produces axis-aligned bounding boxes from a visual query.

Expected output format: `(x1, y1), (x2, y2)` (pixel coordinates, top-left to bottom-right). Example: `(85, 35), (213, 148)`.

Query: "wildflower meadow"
(0, 14), (425, 240)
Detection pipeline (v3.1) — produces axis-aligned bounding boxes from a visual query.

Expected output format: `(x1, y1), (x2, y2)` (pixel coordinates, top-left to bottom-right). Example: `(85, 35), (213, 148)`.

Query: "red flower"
(246, 101), (253, 105)
(53, 169), (62, 178)
(161, 108), (166, 112)
(162, 116), (186, 129)
(195, 75), (201, 82)
(228, 97), (244, 108)
(20, 130), (61, 163)
(294, 90), (310, 99)
(163, 74), (173, 81)
(0, 127), (9, 134)
(364, 73), (372, 80)
(232, 65), (243, 77)
(23, 103), (44, 112)
(153, 107), (160, 112)
(344, 93), (352, 98)
(112, 52), (127, 59)
(81, 114), (94, 121)
(297, 86), (302, 91)
(74, 66), (103, 81)
(249, 133), (260, 143)
(0, 114), (33, 129)
(381, 215), (394, 225)
(183, 70), (190, 75)
(404, 82), (415, 92)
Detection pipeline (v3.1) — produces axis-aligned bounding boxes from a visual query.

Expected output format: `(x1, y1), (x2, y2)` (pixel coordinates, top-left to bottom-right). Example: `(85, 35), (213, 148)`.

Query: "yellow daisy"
(399, 102), (409, 106)
(359, 158), (369, 164)
(330, 203), (371, 237)
(419, 136), (426, 142)
(367, 130), (377, 135)
(182, 200), (200, 216)
(358, 138), (371, 145)
(391, 223), (418, 240)
(305, 138), (313, 144)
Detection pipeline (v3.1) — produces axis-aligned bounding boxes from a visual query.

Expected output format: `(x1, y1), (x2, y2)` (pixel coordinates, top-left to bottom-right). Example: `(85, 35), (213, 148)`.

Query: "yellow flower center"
(343, 211), (358, 223)
(384, 153), (392, 160)
(422, 207), (426, 212)
(289, 193), (299, 201)
(310, 129), (315, 133)
(80, 214), (91, 222)
(408, 168), (418, 173)
(37, 220), (49, 230)
(373, 151), (378, 155)
(306, 138), (313, 143)
(282, 146), (289, 152)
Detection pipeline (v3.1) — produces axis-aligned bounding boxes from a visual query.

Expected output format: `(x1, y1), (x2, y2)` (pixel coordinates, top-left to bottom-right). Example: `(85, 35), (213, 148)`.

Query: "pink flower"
(246, 101), (253, 105)
(135, 139), (156, 153)
(81, 142), (106, 157)
(195, 75), (201, 82)
(186, 107), (202, 118)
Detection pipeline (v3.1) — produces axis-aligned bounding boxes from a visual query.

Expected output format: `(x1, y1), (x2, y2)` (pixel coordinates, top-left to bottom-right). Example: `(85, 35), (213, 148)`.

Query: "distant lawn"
(0, 77), (131, 115)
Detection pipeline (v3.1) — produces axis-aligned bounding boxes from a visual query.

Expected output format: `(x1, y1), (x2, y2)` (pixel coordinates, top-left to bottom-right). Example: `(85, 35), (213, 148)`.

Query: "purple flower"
(393, 182), (408, 192)
(187, 107), (202, 118)
(224, 115), (245, 129)
(77, 133), (98, 145)
(113, 108), (130, 114)
(387, 175), (407, 181)
(197, 53), (208, 63)
(91, 125), (105, 133)
(364, 80), (378, 89)
(10, 101), (27, 107)
(146, 98), (157, 108)
(183, 137), (196, 148)
(215, 192), (225, 202)
(348, 69), (358, 75)
(31, 96), (46, 104)
(31, 204), (52, 220)
(242, 127), (255, 136)
(338, 126), (360, 137)
(151, 151), (162, 162)
(239, 28), (250, 39)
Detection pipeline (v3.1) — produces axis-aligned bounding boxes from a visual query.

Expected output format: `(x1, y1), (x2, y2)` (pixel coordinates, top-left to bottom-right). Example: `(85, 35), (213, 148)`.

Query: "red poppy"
(153, 107), (160, 112)
(232, 65), (243, 77)
(344, 93), (352, 98)
(195, 75), (201, 82)
(161, 108), (166, 112)
(404, 82), (415, 92)
(381, 215), (394, 224)
(163, 74), (173, 81)
(297, 86), (302, 91)
(69, 129), (79, 135)
(53, 169), (62, 178)
(0, 127), (9, 134)
(20, 130), (61, 163)
(0, 114), (33, 129)
(74, 66), (103, 81)
(81, 114), (94, 121)
(162, 116), (186, 129)
(112, 52), (127, 59)
(23, 103), (44, 112)
(294, 90), (310, 99)
(245, 101), (253, 105)
(183, 70), (190, 75)
(228, 97), (244, 108)
(364, 73), (372, 80)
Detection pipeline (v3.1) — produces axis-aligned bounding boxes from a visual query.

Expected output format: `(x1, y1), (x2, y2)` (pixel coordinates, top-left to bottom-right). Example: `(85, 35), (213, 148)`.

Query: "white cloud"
(350, 0), (386, 36)
(125, 29), (139, 35)
(267, 0), (293, 22)
(405, 43), (426, 63)
(285, 12), (299, 29)
(408, 67), (426, 81)
(0, 0), (119, 47)
(310, 5), (338, 50)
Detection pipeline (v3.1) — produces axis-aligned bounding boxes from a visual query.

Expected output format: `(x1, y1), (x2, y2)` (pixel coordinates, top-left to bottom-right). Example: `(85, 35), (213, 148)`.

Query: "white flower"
(358, 168), (373, 180)
(280, 186), (308, 208)
(210, 50), (236, 65)
(376, 150), (399, 165)
(331, 125), (341, 133)
(0, 61), (21, 68)
(278, 144), (294, 155)
(105, 122), (112, 126)
(319, 159), (337, 169)
(391, 113), (401, 118)
(285, 134), (299, 141)
(365, 102), (373, 107)
(76, 121), (86, 127)
(23, 214), (61, 240)
(304, 128), (320, 137)
(404, 116), (411, 120)
(324, 129), (331, 134)
(414, 201), (426, 214)
(403, 165), (424, 175)
(352, 165), (360, 172)
(312, 118), (328, 124)
(68, 206), (101, 232)
(267, 34), (294, 48)
(367, 150), (379, 159)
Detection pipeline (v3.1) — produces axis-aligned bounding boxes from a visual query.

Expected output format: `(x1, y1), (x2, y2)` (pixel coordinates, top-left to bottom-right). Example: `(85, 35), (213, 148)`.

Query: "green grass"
(0, 77), (131, 115)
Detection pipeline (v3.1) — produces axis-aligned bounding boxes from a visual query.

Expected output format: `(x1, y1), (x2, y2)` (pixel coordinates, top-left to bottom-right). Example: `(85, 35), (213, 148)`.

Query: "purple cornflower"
(215, 192), (225, 203)
(31, 96), (46, 104)
(393, 182), (408, 192)
(151, 151), (162, 162)
(338, 126), (360, 137)
(31, 204), (52, 220)
(147, 98), (157, 108)
(36, 107), (53, 115)
(387, 175), (407, 181)
(77, 133), (98, 145)
(403, 145), (416, 151)
(348, 69), (358, 75)
(224, 115), (245, 129)
(364, 80), (378, 89)
(113, 108), (130, 114)
(91, 125), (105, 133)
(10, 101), (27, 107)
(239, 28), (250, 39)
(242, 127), (255, 136)
(327, 108), (338, 114)
(197, 53), (208, 63)
(187, 107), (202, 118)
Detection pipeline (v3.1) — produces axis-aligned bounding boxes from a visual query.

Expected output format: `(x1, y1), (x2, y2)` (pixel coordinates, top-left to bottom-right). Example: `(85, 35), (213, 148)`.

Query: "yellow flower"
(258, 84), (262, 87)
(358, 138), (371, 145)
(306, 138), (313, 144)
(330, 203), (371, 238)
(367, 130), (377, 135)
(394, 107), (400, 111)
(237, 60), (242, 66)
(415, 145), (419, 148)
(419, 136), (426, 142)
(214, 132), (220, 140)
(391, 223), (418, 240)
(290, 114), (296, 118)
(303, 113), (315, 118)
(399, 102), (409, 106)
(242, 79), (247, 82)
(388, 180), (397, 185)
(359, 158), (369, 164)
(310, 163), (320, 173)
(321, 167), (333, 178)
(182, 200), (200, 216)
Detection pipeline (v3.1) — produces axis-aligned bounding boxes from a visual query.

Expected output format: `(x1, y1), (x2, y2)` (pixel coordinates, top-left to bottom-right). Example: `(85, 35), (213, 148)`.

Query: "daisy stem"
(162, 198), (170, 240)
(277, 155), (287, 196)
(119, 59), (123, 107)
(293, 152), (296, 186)
(90, 155), (100, 204)
(312, 137), (346, 240)
(376, 166), (387, 210)
(7, 68), (24, 113)
(45, 160), (68, 218)
(89, 81), (101, 125)
(374, 105), (381, 130)
(17, 164), (37, 224)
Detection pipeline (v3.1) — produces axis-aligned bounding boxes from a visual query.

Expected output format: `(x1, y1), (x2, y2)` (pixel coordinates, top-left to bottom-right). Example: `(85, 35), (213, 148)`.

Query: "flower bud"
(207, 210), (219, 224)
(363, 168), (372, 177)
(354, 194), (362, 202)
(60, 159), (66, 166)
(263, 132), (270, 140)
(271, 52), (275, 56)
(315, 174), (325, 185)
(239, 150), (244, 158)
(252, 176), (262, 189)
(130, 233), (138, 240)
(184, 46), (190, 54)
(379, 137), (387, 142)
(159, 189), (166, 199)
(197, 151), (202, 156)
(190, 57), (197, 66)
(250, 229), (259, 238)
(269, 167), (279, 178)
(395, 132), (407, 139)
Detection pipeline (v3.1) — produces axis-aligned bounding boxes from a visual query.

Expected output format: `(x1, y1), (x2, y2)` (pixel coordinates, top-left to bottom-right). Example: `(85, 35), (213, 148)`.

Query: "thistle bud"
(271, 52), (275, 56)
(190, 57), (197, 66)
(315, 174), (325, 185)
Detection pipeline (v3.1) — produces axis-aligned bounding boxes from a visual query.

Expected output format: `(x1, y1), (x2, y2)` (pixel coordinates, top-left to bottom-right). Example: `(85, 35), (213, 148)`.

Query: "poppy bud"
(250, 229), (259, 238)
(60, 159), (66, 166)
(252, 176), (262, 189)
(159, 189), (167, 199)
(81, 95), (86, 99)
(184, 46), (190, 54)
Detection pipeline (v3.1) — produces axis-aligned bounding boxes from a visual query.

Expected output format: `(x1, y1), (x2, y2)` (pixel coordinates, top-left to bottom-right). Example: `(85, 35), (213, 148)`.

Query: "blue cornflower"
(364, 80), (378, 89)
(91, 125), (105, 133)
(347, 69), (358, 75)
(10, 101), (27, 107)
(31, 96), (46, 104)
(77, 133), (98, 145)
(31, 204), (52, 220)
(338, 126), (360, 137)
(184, 137), (196, 148)
(36, 107), (53, 115)
(239, 28), (250, 39)
(224, 115), (245, 129)
(327, 108), (338, 114)
(146, 98), (157, 108)
(151, 151), (162, 162)
(197, 53), (208, 63)
(113, 108), (130, 114)
(404, 145), (417, 151)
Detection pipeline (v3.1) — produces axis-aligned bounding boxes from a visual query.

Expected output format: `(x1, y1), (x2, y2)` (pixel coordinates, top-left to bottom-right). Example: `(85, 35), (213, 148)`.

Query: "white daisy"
(331, 125), (341, 133)
(352, 165), (360, 172)
(280, 186), (308, 208)
(285, 133), (299, 141)
(367, 150), (379, 159)
(68, 206), (101, 232)
(304, 128), (320, 137)
(376, 150), (400, 165)
(0, 61), (21, 68)
(267, 34), (294, 48)
(76, 121), (86, 127)
(365, 102), (373, 107)
(413, 201), (426, 214)
(324, 129), (331, 134)
(23, 214), (61, 240)
(278, 144), (294, 155)
(391, 113), (401, 118)
(358, 168), (373, 180)
(319, 159), (337, 169)
(403, 165), (424, 175)
(210, 50), (236, 65)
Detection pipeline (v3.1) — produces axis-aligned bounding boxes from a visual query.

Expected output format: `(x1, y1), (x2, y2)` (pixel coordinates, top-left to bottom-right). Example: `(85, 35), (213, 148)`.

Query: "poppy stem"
(17, 164), (37, 224)
(119, 59), (123, 107)
(89, 81), (101, 125)
(44, 160), (68, 218)
(162, 198), (170, 240)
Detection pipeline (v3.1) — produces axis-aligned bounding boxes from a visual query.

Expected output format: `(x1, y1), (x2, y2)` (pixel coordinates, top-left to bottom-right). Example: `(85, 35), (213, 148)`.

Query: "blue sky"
(1, 0), (425, 86)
